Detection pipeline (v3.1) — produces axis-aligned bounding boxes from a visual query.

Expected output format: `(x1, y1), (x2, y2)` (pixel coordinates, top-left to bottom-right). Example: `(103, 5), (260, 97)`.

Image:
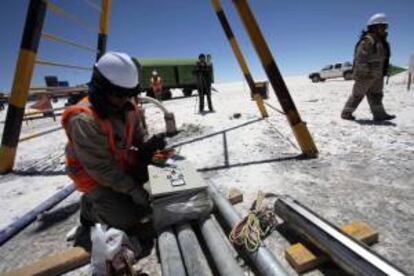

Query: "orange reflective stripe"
(126, 110), (135, 145)
(69, 170), (98, 193)
(110, 109), (136, 168)
(61, 106), (94, 132)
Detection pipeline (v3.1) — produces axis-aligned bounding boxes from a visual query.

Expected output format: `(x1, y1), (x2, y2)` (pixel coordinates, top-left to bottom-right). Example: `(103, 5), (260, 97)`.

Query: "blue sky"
(0, 0), (413, 92)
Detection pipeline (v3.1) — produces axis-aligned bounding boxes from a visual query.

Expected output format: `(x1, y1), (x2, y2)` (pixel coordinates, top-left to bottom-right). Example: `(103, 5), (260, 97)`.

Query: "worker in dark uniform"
(195, 53), (214, 113)
(341, 13), (395, 121)
(0, 93), (5, 111)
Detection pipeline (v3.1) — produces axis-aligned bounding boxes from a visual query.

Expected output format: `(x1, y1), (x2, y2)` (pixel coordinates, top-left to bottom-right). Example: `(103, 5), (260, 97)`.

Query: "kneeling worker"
(62, 52), (166, 245)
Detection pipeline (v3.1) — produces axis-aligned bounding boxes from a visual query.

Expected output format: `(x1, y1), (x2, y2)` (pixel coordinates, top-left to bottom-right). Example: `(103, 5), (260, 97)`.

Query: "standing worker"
(150, 70), (163, 101)
(195, 53), (214, 113)
(61, 52), (166, 248)
(0, 93), (5, 111)
(341, 13), (395, 121)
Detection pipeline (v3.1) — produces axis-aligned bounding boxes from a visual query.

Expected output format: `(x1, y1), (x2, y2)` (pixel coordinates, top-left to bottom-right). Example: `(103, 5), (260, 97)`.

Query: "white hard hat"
(367, 13), (388, 26)
(152, 70), (158, 75)
(95, 52), (138, 88)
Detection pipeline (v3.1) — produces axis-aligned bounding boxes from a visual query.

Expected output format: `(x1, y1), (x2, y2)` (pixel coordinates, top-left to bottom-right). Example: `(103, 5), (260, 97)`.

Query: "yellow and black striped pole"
(96, 0), (111, 60)
(211, 0), (268, 118)
(231, 0), (318, 157)
(0, 0), (48, 174)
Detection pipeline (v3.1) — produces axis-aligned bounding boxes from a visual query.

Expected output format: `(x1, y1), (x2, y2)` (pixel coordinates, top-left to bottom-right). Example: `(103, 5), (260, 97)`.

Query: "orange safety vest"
(150, 76), (163, 93)
(61, 97), (138, 193)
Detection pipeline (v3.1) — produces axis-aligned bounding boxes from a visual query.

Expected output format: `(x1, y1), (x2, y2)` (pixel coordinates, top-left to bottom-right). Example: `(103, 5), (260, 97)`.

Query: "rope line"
(263, 101), (285, 115)
(265, 119), (300, 150)
(46, 1), (97, 33)
(24, 107), (66, 117)
(30, 86), (88, 92)
(19, 126), (62, 142)
(82, 0), (101, 12)
(42, 32), (97, 53)
(36, 59), (92, 71)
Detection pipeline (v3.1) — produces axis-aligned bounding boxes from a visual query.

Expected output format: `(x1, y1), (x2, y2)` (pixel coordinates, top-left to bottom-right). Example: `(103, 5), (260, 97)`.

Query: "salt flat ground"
(0, 73), (413, 275)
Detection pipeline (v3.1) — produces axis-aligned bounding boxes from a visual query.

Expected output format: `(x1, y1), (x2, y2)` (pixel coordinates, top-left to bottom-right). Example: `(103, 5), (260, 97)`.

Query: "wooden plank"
(227, 187), (243, 205)
(285, 243), (327, 274)
(285, 221), (379, 274)
(3, 247), (90, 276)
(341, 221), (379, 246)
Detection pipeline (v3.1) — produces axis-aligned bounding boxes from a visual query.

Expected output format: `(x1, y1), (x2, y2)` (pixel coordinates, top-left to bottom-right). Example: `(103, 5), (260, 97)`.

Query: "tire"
(311, 75), (321, 83)
(146, 90), (155, 98)
(162, 90), (172, 100)
(183, 88), (193, 97)
(343, 71), (353, 81)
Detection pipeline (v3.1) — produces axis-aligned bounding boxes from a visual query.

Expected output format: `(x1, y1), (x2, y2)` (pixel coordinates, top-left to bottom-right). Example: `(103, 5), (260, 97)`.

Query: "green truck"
(133, 58), (214, 99)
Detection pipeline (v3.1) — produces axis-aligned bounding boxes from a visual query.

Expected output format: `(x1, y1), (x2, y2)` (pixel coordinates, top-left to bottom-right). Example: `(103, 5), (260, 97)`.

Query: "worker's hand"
(146, 134), (166, 151)
(139, 134), (167, 164)
(130, 188), (150, 208)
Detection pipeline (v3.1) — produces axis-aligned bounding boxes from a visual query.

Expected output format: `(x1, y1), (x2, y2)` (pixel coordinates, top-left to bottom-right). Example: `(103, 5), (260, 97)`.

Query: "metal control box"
(148, 161), (208, 198)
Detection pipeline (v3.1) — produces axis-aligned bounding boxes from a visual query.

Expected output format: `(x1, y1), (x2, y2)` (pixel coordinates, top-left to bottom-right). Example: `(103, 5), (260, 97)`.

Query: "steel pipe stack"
(158, 228), (186, 276)
(199, 217), (244, 276)
(175, 223), (213, 276)
(207, 184), (289, 276)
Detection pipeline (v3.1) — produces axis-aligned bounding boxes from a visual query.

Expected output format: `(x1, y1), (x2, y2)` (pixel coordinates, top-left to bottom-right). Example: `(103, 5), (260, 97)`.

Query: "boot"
(373, 113), (396, 121)
(341, 112), (355, 120)
(71, 224), (92, 251)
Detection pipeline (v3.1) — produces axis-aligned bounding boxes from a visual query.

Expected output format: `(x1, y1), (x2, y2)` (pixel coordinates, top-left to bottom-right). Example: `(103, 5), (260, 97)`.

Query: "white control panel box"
(148, 161), (208, 198)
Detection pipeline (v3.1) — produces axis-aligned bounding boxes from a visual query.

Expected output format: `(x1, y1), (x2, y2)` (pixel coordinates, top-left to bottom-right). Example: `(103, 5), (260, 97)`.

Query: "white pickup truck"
(309, 62), (353, 83)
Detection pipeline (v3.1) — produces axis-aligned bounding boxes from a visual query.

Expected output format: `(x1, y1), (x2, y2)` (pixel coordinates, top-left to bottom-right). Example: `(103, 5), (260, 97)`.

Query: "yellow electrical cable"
(229, 191), (272, 252)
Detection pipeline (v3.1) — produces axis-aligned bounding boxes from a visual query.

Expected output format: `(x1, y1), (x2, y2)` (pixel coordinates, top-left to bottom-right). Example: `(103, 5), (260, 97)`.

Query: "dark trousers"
(80, 185), (153, 237)
(198, 78), (213, 112)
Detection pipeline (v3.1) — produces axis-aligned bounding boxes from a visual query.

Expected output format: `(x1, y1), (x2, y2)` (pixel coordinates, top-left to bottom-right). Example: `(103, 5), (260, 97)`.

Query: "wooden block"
(227, 187), (243, 205)
(285, 243), (327, 274)
(341, 221), (379, 245)
(285, 221), (379, 274)
(3, 247), (90, 276)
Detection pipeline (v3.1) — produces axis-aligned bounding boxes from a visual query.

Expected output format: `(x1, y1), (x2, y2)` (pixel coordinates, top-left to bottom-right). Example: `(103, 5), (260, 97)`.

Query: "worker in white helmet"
(341, 13), (395, 121)
(61, 52), (166, 251)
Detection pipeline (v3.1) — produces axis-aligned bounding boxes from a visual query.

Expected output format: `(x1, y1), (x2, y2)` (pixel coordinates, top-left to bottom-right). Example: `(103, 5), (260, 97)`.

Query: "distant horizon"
(0, 0), (412, 92)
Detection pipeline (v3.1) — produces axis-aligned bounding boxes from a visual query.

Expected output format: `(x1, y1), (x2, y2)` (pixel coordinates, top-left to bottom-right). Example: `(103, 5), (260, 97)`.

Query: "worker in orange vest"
(150, 70), (163, 101)
(62, 52), (166, 249)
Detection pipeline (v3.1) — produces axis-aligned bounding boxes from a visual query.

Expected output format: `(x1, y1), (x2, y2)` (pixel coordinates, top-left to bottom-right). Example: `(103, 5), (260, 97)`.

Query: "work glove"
(139, 134), (167, 164)
(130, 187), (150, 209)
